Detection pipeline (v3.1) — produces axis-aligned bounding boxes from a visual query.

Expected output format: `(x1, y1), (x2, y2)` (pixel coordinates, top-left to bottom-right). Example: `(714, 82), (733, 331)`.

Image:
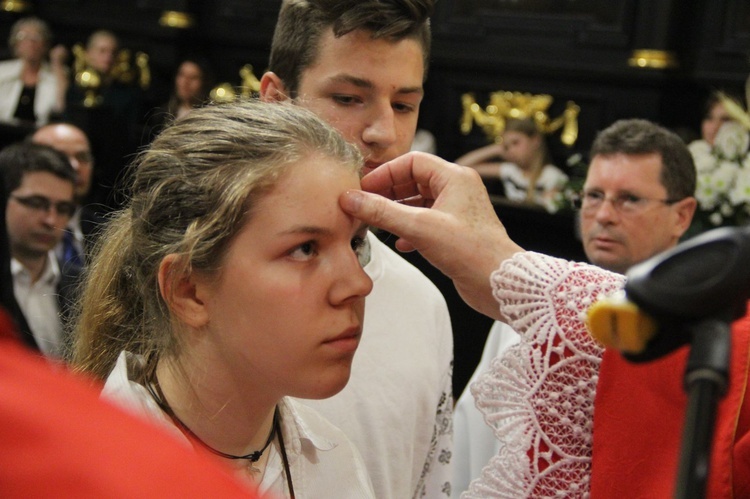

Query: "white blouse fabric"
(463, 252), (624, 498)
(0, 59), (60, 126)
(497, 162), (569, 212)
(102, 352), (376, 499)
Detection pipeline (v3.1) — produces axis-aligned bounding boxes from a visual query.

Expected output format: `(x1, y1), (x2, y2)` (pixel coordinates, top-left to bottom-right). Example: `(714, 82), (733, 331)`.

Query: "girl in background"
(145, 57), (214, 142)
(166, 57), (214, 121)
(698, 91), (735, 147)
(456, 118), (568, 211)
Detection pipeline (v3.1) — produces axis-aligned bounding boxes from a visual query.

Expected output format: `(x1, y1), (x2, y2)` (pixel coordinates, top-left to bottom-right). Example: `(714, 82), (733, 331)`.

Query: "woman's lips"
(323, 327), (362, 353)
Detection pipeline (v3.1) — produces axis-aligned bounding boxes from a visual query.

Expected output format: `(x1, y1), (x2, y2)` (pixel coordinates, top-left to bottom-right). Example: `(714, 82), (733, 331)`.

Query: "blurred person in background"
(0, 17), (68, 126)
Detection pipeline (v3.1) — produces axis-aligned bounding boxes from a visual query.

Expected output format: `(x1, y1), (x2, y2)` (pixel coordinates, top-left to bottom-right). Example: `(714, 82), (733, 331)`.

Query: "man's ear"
(157, 254), (209, 329)
(260, 72), (291, 103)
(673, 196), (699, 237)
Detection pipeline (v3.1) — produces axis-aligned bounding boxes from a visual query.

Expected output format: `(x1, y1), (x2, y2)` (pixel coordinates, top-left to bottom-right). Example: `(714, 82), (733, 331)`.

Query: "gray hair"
(9, 17), (52, 52)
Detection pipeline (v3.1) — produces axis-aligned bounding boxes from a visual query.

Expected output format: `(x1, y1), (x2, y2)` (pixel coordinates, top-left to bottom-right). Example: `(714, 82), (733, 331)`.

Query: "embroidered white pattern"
(463, 253), (624, 498)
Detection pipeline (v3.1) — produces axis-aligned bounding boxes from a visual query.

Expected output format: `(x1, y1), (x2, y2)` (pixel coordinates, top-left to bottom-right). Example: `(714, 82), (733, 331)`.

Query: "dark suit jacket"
(77, 203), (108, 262)
(57, 258), (83, 342)
(9, 257), (83, 355)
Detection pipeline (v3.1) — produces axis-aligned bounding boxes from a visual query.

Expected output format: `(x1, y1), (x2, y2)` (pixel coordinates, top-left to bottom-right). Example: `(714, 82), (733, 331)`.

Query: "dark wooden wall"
(3, 0), (749, 396)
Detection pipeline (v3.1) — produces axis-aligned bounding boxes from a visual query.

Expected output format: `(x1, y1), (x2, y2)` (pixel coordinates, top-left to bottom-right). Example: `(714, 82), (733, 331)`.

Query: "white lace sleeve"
(463, 252), (625, 498)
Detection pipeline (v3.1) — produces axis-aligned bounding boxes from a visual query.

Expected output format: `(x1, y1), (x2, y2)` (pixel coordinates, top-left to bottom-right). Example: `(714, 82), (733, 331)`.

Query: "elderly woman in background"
(0, 17), (68, 126)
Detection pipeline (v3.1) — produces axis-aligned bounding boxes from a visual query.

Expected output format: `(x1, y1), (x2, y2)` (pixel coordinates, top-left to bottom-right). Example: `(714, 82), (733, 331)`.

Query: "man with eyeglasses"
(1, 142), (79, 357)
(453, 118), (698, 496)
(578, 118), (697, 274)
(31, 122), (102, 267)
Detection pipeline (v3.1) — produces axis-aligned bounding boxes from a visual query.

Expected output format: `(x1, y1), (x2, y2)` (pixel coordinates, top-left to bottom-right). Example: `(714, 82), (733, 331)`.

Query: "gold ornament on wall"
(136, 52), (151, 89)
(159, 10), (195, 29)
(71, 43), (151, 107)
(209, 83), (236, 103)
(460, 90), (580, 146)
(627, 49), (678, 70)
(72, 44), (101, 108)
(109, 49), (151, 89)
(210, 64), (263, 103)
(1, 0), (32, 12)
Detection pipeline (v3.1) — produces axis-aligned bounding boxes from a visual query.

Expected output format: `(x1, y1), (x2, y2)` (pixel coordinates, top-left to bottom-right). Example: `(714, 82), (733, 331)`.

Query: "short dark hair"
(589, 119), (696, 200)
(269, 0), (434, 95)
(0, 142), (76, 196)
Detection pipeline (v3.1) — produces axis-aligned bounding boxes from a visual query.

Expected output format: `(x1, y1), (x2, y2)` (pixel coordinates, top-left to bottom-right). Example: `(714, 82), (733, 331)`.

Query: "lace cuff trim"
(464, 252), (624, 498)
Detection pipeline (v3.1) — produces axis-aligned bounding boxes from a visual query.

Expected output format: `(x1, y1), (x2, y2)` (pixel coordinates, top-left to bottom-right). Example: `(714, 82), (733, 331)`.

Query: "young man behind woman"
(261, 2), (454, 497)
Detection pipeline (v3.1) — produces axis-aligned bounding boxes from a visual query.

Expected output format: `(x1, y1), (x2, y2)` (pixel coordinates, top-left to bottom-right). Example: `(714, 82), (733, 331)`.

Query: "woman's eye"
(289, 241), (317, 261)
(352, 236), (370, 267)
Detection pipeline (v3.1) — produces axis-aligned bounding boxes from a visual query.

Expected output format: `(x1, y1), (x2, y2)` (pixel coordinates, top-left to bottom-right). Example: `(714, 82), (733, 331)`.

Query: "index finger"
(360, 151), (454, 202)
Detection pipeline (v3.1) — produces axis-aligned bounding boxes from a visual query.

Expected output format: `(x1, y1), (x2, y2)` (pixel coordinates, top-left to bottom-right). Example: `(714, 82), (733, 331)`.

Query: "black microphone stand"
(624, 226), (750, 499)
(674, 320), (730, 499)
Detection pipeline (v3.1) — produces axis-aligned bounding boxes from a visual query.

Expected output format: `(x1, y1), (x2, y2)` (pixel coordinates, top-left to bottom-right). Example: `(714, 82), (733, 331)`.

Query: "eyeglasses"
(572, 190), (682, 215)
(10, 194), (76, 218)
(70, 151), (94, 165)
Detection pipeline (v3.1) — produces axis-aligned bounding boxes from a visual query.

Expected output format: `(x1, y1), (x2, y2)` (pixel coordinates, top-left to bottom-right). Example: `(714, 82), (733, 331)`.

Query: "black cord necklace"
(146, 376), (276, 467)
(145, 373), (295, 496)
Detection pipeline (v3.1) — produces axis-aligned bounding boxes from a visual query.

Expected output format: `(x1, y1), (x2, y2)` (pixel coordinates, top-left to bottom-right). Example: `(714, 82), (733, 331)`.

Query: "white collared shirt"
(102, 352), (375, 498)
(11, 252), (63, 357)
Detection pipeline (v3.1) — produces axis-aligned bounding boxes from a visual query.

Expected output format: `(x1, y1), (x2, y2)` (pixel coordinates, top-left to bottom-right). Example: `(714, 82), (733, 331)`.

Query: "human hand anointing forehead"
(340, 151), (523, 319)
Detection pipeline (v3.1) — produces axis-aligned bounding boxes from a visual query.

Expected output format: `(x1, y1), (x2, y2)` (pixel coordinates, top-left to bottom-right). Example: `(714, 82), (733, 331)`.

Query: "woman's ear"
(158, 254), (209, 329)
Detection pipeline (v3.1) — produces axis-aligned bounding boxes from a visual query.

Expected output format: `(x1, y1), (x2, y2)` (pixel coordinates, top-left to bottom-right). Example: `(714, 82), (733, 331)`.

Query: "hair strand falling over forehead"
(71, 99), (362, 380)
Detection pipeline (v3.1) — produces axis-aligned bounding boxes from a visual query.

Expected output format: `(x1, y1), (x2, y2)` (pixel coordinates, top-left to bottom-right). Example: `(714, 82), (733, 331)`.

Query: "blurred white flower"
(688, 139), (712, 157)
(709, 212), (724, 226)
(714, 121), (750, 160)
(689, 121), (750, 231)
(729, 168), (750, 205)
(695, 172), (723, 209)
(688, 141), (717, 173)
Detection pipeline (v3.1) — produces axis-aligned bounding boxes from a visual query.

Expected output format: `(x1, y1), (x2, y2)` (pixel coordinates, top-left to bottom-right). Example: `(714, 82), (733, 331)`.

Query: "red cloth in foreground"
(592, 307), (750, 498)
(0, 308), (261, 498)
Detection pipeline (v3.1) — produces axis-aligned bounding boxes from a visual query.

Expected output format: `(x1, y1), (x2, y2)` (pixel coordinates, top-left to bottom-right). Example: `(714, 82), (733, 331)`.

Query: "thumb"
(340, 190), (418, 251)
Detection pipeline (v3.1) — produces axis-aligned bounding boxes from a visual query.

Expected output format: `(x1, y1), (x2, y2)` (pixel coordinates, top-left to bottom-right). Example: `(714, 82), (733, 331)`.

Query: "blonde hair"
(72, 99), (362, 380)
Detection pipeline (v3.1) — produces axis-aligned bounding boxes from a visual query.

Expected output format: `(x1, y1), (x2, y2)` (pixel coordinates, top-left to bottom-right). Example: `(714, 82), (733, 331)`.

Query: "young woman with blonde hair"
(72, 99), (375, 497)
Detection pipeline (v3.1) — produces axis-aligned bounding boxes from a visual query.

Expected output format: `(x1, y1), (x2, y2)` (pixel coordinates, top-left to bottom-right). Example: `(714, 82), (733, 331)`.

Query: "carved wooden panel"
(692, 0), (750, 84)
(431, 0), (638, 74)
